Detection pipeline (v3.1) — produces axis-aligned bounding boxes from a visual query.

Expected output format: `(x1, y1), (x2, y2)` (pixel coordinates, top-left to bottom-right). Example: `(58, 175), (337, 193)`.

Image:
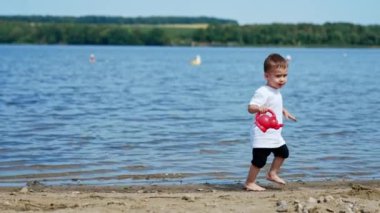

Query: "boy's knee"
(251, 159), (267, 168)
(274, 144), (289, 159)
(251, 148), (270, 168)
(282, 150), (289, 159)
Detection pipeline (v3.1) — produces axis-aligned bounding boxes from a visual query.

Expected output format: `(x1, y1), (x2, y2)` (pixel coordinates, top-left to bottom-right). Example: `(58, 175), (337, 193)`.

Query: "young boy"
(244, 53), (297, 191)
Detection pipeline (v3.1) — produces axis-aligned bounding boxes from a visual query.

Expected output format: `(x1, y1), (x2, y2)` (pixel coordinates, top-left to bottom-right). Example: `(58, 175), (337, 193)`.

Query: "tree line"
(0, 15), (238, 25)
(0, 16), (379, 47)
(193, 23), (380, 47)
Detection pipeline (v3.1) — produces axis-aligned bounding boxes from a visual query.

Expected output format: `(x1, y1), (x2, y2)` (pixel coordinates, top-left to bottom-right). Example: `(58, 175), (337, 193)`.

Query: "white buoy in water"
(89, 53), (96, 63)
(285, 54), (292, 61)
(191, 55), (201, 66)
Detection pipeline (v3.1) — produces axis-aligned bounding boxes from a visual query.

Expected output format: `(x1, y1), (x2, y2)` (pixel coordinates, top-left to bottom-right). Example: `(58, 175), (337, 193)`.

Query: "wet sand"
(0, 180), (379, 212)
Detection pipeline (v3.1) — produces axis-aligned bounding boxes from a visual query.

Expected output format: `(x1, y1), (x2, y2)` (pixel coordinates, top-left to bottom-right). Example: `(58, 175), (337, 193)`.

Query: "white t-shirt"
(249, 85), (285, 148)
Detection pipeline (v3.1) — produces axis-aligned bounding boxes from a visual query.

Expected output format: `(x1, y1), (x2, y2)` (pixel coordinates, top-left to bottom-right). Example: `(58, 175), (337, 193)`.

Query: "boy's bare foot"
(243, 183), (266, 191)
(266, 173), (286, 185)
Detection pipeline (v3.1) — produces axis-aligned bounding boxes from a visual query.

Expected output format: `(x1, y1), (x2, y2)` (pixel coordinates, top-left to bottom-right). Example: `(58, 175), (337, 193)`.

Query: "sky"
(1, 0), (380, 25)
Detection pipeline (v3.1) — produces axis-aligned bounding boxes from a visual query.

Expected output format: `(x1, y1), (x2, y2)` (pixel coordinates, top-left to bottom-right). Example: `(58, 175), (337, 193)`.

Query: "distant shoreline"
(1, 16), (379, 47)
(1, 43), (379, 48)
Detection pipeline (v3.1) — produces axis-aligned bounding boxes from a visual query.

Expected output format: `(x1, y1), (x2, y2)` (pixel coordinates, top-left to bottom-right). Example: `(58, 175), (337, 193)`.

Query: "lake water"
(0, 45), (379, 187)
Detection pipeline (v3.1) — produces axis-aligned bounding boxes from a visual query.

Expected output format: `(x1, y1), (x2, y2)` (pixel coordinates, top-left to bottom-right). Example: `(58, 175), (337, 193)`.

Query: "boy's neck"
(266, 83), (279, 90)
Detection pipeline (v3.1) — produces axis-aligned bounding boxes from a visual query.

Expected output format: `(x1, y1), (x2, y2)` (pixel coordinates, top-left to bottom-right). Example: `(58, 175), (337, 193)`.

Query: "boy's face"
(265, 68), (288, 89)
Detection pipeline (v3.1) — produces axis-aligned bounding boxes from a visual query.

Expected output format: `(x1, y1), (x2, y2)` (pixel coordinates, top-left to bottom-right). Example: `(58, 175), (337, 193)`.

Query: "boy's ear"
(264, 72), (269, 79)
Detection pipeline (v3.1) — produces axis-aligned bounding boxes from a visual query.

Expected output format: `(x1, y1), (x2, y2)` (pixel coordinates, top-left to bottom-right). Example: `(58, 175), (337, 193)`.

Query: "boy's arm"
(283, 108), (297, 121)
(248, 104), (268, 114)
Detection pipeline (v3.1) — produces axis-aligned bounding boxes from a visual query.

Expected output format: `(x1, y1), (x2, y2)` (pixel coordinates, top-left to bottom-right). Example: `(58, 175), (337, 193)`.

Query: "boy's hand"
(248, 105), (268, 114)
(258, 106), (269, 113)
(283, 109), (297, 122)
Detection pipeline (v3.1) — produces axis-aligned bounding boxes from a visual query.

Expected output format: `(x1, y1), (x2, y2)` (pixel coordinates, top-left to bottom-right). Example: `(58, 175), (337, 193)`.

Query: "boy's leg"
(245, 165), (265, 191)
(266, 157), (286, 184)
(245, 148), (270, 191)
(266, 144), (289, 185)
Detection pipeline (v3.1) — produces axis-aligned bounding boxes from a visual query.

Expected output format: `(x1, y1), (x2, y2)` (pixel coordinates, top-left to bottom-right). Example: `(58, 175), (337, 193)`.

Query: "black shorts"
(251, 144), (289, 168)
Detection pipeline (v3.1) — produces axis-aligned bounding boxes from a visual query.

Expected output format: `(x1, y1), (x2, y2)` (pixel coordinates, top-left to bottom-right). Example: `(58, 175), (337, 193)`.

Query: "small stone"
(305, 203), (318, 212)
(307, 197), (317, 204)
(20, 186), (28, 193)
(182, 195), (195, 202)
(307, 206), (321, 213)
(342, 199), (354, 205)
(344, 206), (354, 213)
(318, 196), (324, 203)
(324, 195), (334, 202)
(295, 203), (303, 212)
(277, 200), (287, 207)
(342, 207), (358, 213)
(360, 209), (371, 213)
(218, 194), (231, 199)
(276, 200), (288, 212)
(276, 205), (288, 212)
(205, 203), (217, 208)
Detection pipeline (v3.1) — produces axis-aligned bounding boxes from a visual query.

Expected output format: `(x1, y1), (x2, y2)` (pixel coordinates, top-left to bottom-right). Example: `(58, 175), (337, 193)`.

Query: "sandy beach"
(0, 180), (379, 213)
